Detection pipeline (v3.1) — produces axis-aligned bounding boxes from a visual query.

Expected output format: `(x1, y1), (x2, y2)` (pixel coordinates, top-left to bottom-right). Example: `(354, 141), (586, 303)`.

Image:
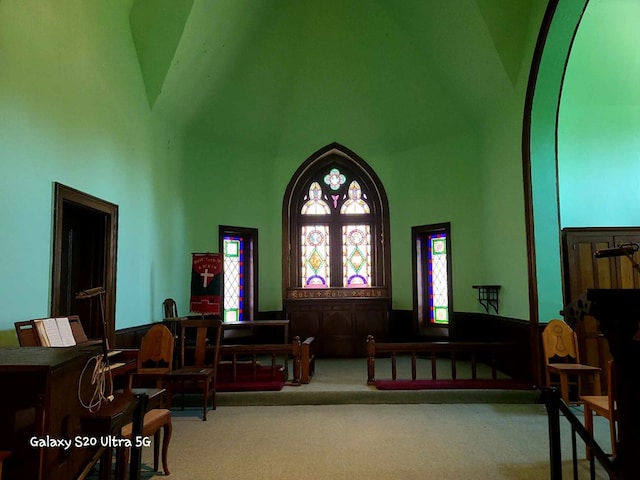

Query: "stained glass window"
(223, 236), (243, 322)
(298, 167), (378, 288)
(301, 182), (331, 215)
(340, 181), (370, 214)
(286, 146), (389, 292)
(428, 233), (448, 324)
(301, 225), (330, 287)
(342, 225), (371, 286)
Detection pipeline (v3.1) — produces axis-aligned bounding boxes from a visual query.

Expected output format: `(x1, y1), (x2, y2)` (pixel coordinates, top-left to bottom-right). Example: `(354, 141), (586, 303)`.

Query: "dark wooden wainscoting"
(449, 312), (532, 382)
(114, 324), (153, 349)
(284, 287), (390, 358)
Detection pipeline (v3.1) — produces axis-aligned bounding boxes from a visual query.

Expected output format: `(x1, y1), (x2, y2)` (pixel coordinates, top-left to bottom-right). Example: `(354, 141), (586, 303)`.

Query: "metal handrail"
(542, 388), (618, 479)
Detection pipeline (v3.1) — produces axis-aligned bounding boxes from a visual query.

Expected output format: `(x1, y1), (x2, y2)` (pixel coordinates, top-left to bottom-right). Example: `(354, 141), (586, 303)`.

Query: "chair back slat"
(138, 324), (174, 370)
(542, 319), (580, 363)
(179, 319), (222, 368)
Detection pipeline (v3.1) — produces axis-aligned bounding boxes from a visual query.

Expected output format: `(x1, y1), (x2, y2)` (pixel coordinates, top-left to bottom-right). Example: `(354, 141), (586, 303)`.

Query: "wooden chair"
(128, 324), (174, 390)
(542, 319), (602, 404)
(163, 298), (178, 318)
(117, 408), (172, 479)
(581, 359), (617, 459)
(164, 319), (222, 421)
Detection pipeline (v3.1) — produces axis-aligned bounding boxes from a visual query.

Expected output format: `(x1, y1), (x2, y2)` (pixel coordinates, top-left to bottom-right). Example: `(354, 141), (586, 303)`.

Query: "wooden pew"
(299, 336), (316, 384)
(218, 336), (315, 389)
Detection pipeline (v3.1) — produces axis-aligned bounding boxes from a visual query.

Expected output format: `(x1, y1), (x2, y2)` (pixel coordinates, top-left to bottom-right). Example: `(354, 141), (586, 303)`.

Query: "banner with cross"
(189, 253), (222, 315)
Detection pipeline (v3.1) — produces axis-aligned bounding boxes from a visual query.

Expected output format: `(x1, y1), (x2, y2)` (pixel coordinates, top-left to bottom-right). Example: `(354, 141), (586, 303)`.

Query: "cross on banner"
(200, 268), (215, 288)
(190, 253), (222, 315)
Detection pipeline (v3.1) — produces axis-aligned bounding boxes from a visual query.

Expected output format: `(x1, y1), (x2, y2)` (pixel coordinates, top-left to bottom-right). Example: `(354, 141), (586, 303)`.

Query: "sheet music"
(32, 317), (77, 347)
(55, 317), (77, 346)
(33, 320), (51, 346)
(41, 318), (64, 346)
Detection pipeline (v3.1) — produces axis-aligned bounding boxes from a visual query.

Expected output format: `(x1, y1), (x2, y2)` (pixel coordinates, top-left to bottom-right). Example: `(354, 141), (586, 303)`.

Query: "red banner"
(190, 253), (222, 315)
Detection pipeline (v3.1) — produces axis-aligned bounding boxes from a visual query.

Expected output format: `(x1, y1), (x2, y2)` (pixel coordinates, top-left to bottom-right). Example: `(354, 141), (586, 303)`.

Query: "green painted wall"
(531, 0), (638, 325)
(559, 0), (640, 227)
(0, 1), (187, 345)
(0, 0), (550, 346)
(530, 0), (587, 324)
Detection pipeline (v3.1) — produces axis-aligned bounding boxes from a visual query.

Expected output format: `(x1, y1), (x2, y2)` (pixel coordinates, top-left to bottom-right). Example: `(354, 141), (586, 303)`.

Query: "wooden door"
(52, 183), (118, 346)
(57, 203), (106, 339)
(562, 227), (640, 391)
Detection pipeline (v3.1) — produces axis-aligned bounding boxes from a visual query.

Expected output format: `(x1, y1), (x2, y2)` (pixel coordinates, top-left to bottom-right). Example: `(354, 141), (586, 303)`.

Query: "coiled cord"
(78, 354), (114, 412)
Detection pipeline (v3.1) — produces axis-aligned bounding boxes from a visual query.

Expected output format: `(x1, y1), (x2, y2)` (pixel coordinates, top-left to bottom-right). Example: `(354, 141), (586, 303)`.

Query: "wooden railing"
(543, 387), (617, 479)
(366, 335), (514, 385)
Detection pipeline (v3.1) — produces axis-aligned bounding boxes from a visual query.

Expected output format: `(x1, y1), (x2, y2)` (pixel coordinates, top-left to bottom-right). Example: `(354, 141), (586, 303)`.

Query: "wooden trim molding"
(51, 183), (118, 346)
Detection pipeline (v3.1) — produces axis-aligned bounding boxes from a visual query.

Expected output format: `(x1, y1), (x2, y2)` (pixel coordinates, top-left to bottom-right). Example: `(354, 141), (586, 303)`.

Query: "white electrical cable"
(77, 354), (114, 412)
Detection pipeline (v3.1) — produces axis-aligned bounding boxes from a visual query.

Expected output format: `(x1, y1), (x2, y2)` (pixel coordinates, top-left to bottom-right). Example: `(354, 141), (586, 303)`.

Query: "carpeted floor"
(129, 359), (611, 479)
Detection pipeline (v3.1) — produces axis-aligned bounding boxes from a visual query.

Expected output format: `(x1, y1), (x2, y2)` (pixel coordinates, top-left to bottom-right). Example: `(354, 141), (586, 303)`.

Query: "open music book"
(33, 317), (77, 347)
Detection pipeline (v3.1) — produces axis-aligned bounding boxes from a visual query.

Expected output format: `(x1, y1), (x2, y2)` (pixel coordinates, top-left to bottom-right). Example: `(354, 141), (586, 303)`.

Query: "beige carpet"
(139, 403), (611, 480)
(131, 359), (611, 480)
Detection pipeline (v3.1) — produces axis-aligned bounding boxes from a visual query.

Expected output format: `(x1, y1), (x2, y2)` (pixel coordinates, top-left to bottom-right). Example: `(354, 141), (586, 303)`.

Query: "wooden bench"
(299, 336), (316, 384)
(217, 336), (315, 390)
(366, 335), (526, 389)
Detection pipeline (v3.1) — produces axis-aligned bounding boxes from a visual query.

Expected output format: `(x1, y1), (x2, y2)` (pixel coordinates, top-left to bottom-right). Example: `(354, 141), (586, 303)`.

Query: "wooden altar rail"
(366, 335), (512, 385)
(219, 336), (315, 386)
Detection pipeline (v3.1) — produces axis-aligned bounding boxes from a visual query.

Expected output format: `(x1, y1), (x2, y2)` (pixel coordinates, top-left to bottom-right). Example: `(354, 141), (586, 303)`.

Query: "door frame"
(51, 183), (118, 345)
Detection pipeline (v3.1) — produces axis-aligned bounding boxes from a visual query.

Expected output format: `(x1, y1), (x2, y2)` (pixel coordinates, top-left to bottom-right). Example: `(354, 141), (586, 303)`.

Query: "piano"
(0, 344), (139, 480)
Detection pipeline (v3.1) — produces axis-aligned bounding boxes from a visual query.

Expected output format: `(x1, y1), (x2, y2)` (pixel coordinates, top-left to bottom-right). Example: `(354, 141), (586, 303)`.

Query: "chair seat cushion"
(121, 408), (171, 438)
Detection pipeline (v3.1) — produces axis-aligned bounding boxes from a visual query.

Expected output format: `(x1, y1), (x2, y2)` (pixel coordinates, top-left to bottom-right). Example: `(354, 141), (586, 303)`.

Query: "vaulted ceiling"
(130, 0), (540, 151)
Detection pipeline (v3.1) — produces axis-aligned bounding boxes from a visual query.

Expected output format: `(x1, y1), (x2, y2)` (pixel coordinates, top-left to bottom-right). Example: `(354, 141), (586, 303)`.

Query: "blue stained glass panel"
(223, 236), (243, 322)
(428, 233), (448, 324)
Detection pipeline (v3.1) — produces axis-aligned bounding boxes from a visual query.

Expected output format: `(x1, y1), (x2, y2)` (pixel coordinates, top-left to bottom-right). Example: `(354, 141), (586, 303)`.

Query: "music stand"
(75, 287), (110, 363)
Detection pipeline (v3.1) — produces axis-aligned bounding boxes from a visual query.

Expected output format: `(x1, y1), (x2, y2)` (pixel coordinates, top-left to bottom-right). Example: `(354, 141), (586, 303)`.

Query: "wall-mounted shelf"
(472, 285), (501, 315)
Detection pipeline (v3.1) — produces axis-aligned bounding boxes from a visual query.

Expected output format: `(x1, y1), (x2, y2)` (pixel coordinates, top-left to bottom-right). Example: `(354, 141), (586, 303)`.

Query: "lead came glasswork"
(324, 168), (346, 191)
(343, 225), (371, 286)
(301, 225), (330, 287)
(340, 180), (370, 214)
(223, 236), (243, 322)
(429, 234), (448, 324)
(298, 165), (375, 288)
(301, 182), (331, 214)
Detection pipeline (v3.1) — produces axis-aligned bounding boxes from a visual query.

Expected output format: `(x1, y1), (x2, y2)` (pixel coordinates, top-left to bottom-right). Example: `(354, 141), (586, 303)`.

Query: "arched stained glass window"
(301, 182), (331, 215)
(283, 143), (390, 292)
(340, 181), (370, 214)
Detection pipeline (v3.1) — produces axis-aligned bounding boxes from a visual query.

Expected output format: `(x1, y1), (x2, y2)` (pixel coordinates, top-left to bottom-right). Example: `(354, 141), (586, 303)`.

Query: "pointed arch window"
(283, 144), (390, 293)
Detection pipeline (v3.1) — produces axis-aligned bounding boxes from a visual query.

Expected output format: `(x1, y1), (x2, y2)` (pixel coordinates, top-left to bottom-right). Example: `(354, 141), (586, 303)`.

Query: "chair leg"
(153, 430), (160, 471)
(593, 371), (602, 396)
(162, 418), (172, 474)
(584, 404), (594, 460)
(609, 418), (617, 456)
(559, 374), (570, 404)
(116, 447), (128, 480)
(203, 378), (209, 421)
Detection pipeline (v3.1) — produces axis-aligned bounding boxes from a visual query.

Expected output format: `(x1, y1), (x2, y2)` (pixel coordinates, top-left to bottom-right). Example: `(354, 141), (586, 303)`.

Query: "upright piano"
(0, 345), (137, 480)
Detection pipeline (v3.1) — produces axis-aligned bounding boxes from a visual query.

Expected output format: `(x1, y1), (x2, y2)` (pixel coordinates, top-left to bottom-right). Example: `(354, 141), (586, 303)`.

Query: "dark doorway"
(51, 183), (118, 345)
